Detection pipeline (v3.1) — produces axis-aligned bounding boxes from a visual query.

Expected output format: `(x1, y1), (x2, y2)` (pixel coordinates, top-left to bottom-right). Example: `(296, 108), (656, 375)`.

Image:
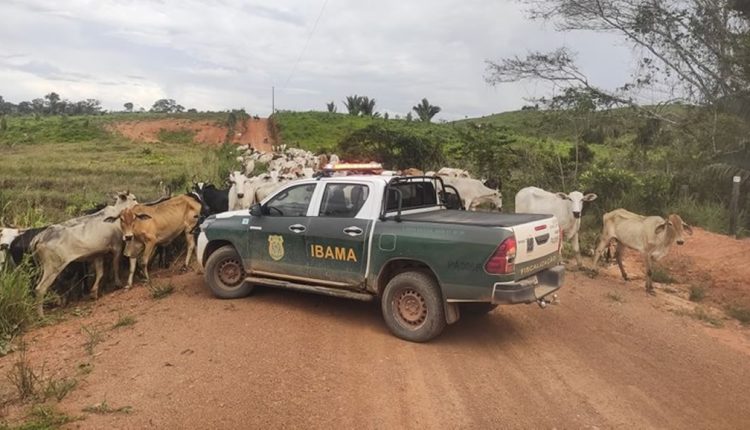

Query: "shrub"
(689, 285), (706, 302)
(337, 122), (444, 170)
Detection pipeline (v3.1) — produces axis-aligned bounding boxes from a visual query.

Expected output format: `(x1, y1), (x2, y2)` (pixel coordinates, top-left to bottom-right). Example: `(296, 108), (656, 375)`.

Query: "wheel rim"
(394, 288), (427, 329)
(217, 258), (243, 287)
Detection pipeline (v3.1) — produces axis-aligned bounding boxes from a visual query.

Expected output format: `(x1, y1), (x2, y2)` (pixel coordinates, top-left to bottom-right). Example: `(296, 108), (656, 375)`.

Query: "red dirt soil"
(108, 118), (274, 152)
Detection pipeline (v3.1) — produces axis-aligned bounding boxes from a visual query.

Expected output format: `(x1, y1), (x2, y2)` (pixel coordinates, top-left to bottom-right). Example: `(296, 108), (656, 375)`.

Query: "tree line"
(0, 93), (202, 116)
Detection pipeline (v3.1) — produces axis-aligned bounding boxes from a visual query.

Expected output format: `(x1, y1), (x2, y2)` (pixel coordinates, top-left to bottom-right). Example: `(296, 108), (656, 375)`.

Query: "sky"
(0, 0), (638, 120)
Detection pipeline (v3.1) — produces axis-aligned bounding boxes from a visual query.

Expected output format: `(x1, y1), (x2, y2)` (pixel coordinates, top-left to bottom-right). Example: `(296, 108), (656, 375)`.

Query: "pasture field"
(0, 115), (237, 225)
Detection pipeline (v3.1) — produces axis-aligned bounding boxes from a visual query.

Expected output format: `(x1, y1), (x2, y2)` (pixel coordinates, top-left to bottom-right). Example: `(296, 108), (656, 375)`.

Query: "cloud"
(0, 0), (637, 119)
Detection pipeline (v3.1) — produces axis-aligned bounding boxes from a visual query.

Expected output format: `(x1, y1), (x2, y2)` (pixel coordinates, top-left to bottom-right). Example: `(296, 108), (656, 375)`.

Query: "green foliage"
(580, 166), (672, 218)
(450, 124), (515, 190)
(668, 197), (733, 235)
(150, 98), (184, 114)
(156, 128), (195, 145)
(326, 101), (337, 113)
(0, 116), (7, 132)
(0, 261), (39, 343)
(412, 98), (441, 122)
(4, 405), (79, 430)
(650, 266), (674, 284)
(337, 122), (445, 170)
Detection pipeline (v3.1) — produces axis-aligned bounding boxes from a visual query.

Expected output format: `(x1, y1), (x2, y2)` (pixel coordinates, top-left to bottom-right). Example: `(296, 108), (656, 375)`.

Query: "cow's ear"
(584, 193), (598, 202)
(655, 221), (671, 235)
(683, 222), (694, 235)
(135, 213), (152, 220)
(556, 192), (569, 200)
(103, 216), (119, 223)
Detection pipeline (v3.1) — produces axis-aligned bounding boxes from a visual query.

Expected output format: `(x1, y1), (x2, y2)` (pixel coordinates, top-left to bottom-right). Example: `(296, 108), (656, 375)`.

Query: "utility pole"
(271, 86), (275, 116)
(729, 175), (741, 238)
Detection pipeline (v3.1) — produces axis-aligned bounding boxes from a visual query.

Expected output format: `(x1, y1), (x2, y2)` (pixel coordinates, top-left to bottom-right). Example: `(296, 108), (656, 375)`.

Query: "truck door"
(248, 183), (317, 279)
(305, 183), (372, 288)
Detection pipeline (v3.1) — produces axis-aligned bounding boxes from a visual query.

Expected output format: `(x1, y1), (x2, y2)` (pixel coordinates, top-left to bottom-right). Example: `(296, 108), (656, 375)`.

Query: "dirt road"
(2, 269), (749, 429)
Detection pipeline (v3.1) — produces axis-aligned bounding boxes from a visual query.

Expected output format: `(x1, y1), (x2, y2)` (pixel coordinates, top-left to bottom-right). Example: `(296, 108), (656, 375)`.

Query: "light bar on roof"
(325, 162), (383, 172)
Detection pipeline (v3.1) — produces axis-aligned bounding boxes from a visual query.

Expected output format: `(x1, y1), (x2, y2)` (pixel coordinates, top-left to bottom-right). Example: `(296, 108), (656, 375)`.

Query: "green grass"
(273, 111), (382, 153)
(148, 282), (175, 299)
(0, 405), (80, 430)
(0, 261), (39, 344)
(156, 128), (195, 145)
(80, 325), (105, 355)
(82, 400), (132, 415)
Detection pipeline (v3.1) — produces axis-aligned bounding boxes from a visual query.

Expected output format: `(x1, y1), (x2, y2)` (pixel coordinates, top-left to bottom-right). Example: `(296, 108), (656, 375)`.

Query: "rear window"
(386, 182), (437, 211)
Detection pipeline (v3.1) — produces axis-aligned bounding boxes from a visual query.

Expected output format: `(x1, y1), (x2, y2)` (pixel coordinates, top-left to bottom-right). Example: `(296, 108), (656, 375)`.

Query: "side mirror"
(249, 203), (263, 217)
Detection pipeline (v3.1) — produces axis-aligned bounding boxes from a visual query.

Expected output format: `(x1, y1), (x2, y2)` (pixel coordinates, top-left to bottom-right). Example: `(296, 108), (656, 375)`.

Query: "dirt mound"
(109, 117), (274, 152)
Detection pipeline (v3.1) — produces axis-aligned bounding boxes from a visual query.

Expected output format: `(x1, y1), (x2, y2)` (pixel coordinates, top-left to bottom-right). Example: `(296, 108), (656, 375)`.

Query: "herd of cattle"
(0, 145), (692, 316)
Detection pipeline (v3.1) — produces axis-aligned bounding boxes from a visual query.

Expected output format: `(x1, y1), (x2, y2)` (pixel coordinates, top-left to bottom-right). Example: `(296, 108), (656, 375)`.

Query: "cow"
(193, 182), (229, 216)
(228, 171), (254, 210)
(441, 177), (502, 212)
(514, 187), (597, 267)
(437, 167), (471, 178)
(105, 194), (202, 288)
(592, 209), (692, 294)
(402, 168), (424, 176)
(30, 192), (138, 316)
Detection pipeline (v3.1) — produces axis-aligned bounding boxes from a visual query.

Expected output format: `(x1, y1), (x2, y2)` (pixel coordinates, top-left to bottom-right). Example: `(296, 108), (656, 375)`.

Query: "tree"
(360, 96), (376, 116)
(486, 1), (750, 114)
(343, 95), (362, 116)
(405, 112), (413, 122)
(337, 123), (445, 169)
(124, 102), (134, 112)
(326, 101), (337, 113)
(44, 92), (61, 114)
(412, 98), (441, 122)
(151, 98), (180, 113)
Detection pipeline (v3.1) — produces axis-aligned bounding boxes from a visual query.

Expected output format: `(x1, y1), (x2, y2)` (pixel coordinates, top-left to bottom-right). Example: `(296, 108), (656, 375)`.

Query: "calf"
(515, 186), (597, 267)
(106, 194), (202, 288)
(30, 192), (138, 316)
(592, 209), (692, 293)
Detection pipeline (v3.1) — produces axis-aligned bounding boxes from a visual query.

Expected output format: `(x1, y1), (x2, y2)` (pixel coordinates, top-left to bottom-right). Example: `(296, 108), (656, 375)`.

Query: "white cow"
(30, 192), (138, 316)
(515, 187), (597, 267)
(437, 167), (471, 178)
(441, 177), (502, 211)
(592, 209), (692, 293)
(0, 228), (20, 266)
(228, 171), (254, 210)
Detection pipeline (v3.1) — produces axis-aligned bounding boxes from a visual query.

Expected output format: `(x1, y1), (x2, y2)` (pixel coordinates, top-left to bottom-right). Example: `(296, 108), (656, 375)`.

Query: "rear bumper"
(491, 265), (564, 305)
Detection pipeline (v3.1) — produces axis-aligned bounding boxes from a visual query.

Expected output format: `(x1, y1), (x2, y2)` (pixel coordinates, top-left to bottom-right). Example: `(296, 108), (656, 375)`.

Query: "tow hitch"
(537, 294), (559, 309)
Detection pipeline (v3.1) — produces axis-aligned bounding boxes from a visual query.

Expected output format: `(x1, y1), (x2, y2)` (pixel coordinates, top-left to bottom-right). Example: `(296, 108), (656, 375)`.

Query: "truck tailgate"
(511, 215), (560, 270)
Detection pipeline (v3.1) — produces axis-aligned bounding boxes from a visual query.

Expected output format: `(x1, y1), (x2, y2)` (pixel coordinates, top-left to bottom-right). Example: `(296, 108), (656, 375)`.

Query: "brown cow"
(106, 194), (202, 288)
(592, 209), (692, 294)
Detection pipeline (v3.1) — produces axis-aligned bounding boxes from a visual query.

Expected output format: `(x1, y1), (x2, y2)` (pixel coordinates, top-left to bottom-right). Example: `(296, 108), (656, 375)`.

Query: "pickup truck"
(196, 175), (564, 342)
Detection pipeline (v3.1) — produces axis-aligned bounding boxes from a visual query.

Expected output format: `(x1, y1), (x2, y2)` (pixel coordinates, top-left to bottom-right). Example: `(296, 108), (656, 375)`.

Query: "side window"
(386, 182), (437, 211)
(264, 184), (316, 217)
(319, 184), (370, 218)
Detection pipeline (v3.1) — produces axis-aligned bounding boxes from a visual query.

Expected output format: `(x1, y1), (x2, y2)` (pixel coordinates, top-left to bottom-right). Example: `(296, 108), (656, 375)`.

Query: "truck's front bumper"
(491, 265), (565, 305)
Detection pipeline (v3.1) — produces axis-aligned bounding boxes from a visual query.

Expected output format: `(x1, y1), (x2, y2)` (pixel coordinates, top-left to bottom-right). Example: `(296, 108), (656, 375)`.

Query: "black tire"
(460, 303), (498, 316)
(381, 271), (446, 342)
(204, 245), (254, 299)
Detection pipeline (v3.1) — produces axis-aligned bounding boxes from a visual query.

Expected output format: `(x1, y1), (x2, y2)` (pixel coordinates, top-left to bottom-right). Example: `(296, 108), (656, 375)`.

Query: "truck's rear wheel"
(381, 271), (446, 342)
(204, 245), (254, 299)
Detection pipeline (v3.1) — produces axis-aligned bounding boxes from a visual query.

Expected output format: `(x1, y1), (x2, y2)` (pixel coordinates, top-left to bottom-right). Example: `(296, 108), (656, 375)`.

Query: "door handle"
(343, 226), (363, 237)
(289, 224), (306, 233)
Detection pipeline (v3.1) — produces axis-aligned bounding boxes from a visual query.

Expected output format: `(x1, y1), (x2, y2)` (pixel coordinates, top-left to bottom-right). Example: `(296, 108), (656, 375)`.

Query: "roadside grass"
(5, 341), (78, 403)
(605, 291), (624, 303)
(111, 315), (136, 329)
(80, 325), (105, 355)
(0, 261), (39, 354)
(0, 404), (81, 430)
(673, 306), (724, 327)
(82, 400), (132, 415)
(726, 305), (750, 326)
(689, 285), (707, 302)
(148, 282), (175, 299)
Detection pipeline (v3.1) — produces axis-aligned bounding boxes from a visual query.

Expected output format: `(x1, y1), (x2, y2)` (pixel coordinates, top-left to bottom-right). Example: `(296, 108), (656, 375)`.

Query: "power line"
(281, 0), (329, 89)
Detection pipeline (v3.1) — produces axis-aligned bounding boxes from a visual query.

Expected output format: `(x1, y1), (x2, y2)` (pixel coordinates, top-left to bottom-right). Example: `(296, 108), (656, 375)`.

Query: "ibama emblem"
(268, 235), (284, 261)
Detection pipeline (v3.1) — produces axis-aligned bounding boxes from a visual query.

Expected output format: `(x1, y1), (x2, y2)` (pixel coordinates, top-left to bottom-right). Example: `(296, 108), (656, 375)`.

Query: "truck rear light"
(485, 236), (516, 275)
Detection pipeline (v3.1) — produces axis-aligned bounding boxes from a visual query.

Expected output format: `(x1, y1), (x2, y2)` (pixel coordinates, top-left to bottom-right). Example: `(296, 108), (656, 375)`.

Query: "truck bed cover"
(398, 210), (550, 227)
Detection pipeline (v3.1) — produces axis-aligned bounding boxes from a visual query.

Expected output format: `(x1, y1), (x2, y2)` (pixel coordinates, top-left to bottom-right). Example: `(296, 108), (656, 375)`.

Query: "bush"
(337, 122), (444, 170)
(580, 166), (673, 218)
(668, 196), (731, 235)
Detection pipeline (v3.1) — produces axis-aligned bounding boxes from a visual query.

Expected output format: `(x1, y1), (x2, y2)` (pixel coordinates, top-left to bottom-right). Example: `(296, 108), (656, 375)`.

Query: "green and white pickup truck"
(196, 175), (564, 342)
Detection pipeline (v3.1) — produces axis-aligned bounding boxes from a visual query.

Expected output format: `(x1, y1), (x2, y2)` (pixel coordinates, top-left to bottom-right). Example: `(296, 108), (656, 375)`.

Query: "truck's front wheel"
(381, 271), (446, 342)
(204, 245), (254, 299)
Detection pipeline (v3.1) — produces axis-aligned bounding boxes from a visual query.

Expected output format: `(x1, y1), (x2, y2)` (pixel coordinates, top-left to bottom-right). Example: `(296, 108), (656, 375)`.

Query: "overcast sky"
(0, 0), (638, 120)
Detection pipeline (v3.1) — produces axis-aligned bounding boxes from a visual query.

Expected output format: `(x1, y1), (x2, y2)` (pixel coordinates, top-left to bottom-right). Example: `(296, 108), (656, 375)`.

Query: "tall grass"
(0, 261), (39, 344)
(668, 196), (734, 235)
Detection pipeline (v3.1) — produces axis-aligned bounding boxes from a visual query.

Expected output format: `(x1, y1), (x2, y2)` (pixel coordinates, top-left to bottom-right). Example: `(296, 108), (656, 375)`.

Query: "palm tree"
(326, 101), (337, 113)
(343, 95), (361, 116)
(360, 97), (376, 116)
(412, 98), (441, 122)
